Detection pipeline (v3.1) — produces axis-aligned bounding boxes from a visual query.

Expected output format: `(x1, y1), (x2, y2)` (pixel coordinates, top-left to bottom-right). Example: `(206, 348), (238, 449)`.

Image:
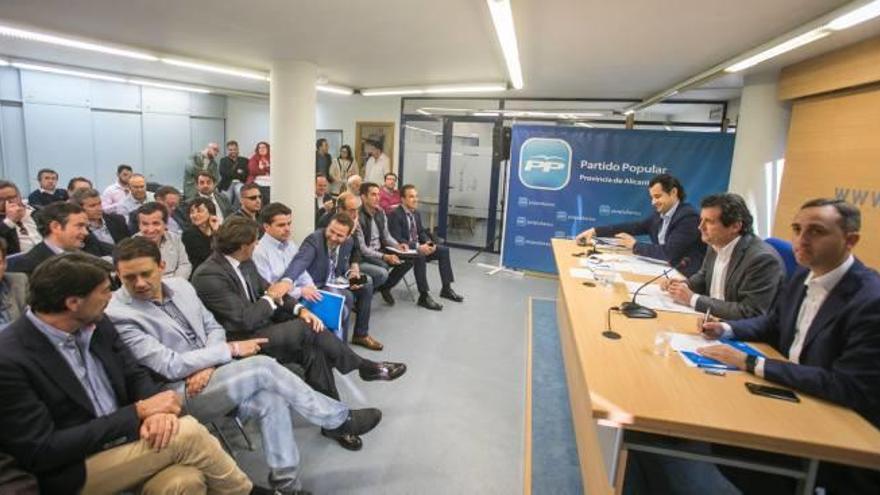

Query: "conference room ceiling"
(1, 0), (879, 102)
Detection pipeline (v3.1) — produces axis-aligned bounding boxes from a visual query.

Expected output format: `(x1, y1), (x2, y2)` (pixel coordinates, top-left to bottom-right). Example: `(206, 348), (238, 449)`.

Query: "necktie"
(16, 221), (28, 236)
(328, 248), (338, 284)
(407, 212), (417, 243)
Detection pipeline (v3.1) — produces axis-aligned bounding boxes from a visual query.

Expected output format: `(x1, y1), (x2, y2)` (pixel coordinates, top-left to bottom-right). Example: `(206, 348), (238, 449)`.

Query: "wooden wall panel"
(774, 85), (880, 268)
(779, 35), (880, 101)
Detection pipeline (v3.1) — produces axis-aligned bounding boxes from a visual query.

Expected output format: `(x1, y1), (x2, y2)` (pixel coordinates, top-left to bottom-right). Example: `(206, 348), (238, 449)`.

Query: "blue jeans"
(184, 355), (349, 491)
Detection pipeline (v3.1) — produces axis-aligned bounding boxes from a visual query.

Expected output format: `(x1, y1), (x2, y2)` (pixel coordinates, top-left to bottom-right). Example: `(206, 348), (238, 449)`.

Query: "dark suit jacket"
(284, 229), (355, 289)
(5, 242), (56, 276)
(191, 252), (295, 336)
(102, 213), (131, 243)
(594, 202), (705, 276)
(686, 234), (786, 320)
(0, 316), (163, 494)
(218, 156), (250, 192)
(387, 205), (434, 248)
(0, 221), (20, 255)
(315, 194), (333, 225)
(26, 190), (68, 209)
(730, 258), (880, 428)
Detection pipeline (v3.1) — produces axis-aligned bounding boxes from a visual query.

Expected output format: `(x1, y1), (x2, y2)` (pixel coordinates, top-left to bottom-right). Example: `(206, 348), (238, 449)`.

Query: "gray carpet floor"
(227, 249), (558, 494)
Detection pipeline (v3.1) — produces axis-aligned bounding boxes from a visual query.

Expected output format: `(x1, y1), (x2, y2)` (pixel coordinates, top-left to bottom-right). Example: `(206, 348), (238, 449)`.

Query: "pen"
(701, 306), (712, 337)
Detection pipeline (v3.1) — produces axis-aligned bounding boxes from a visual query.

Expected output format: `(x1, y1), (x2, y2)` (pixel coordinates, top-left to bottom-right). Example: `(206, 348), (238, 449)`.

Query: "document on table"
(668, 332), (764, 369)
(623, 281), (700, 315)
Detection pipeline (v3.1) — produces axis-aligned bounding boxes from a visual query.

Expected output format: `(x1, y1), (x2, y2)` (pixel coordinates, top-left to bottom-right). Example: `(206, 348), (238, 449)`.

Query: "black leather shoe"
(417, 293), (443, 311)
(320, 429), (363, 451)
(439, 287), (464, 302)
(380, 288), (395, 305)
(322, 408), (382, 439)
(359, 362), (407, 382)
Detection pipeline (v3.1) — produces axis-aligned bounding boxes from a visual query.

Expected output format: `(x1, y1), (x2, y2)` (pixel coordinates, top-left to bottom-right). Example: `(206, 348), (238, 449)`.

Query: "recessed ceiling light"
(724, 29), (829, 73)
(362, 83), (506, 96)
(129, 79), (211, 94)
(827, 0), (880, 30)
(11, 62), (127, 83)
(317, 83), (354, 95)
(160, 57), (269, 81)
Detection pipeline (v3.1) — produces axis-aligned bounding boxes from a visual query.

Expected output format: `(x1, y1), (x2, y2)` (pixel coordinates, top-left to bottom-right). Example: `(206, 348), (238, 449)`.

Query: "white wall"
(727, 71), (791, 238)
(226, 96), (270, 154)
(225, 93), (401, 169)
(315, 94), (401, 155)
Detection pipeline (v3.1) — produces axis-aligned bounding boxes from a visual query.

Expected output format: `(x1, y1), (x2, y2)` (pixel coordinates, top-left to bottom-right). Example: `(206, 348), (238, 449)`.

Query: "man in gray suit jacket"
(0, 238), (27, 331)
(106, 237), (382, 494)
(664, 193), (785, 320)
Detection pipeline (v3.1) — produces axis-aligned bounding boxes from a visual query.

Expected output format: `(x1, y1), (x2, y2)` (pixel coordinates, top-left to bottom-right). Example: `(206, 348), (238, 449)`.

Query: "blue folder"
(302, 290), (346, 339)
(681, 338), (765, 370)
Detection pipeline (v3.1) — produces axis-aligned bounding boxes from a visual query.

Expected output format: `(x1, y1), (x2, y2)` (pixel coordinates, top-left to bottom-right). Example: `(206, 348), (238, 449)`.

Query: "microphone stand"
(620, 260), (686, 319)
(603, 306), (621, 340)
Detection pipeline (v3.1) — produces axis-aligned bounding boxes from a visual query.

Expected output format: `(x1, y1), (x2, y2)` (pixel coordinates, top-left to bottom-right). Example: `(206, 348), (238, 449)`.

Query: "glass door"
(443, 120), (500, 249)
(399, 118), (444, 236)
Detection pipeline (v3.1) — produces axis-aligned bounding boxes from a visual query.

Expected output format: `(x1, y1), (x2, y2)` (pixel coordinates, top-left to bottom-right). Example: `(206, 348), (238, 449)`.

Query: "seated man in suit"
(356, 183), (441, 309)
(70, 188), (131, 256)
(194, 171), (232, 223)
(699, 198), (880, 494)
(154, 186), (186, 235)
(0, 180), (42, 255)
(661, 193), (785, 320)
(314, 175), (334, 225)
(576, 174), (705, 276)
(192, 217), (405, 449)
(230, 182), (264, 222)
(107, 238), (382, 494)
(282, 212), (384, 351)
(0, 238), (27, 332)
(388, 184), (463, 304)
(0, 253), (252, 495)
(133, 202), (192, 279)
(27, 168), (69, 209)
(7, 202), (88, 276)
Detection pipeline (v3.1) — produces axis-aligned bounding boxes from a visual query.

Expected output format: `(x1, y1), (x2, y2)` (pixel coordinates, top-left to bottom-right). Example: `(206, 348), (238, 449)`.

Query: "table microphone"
(620, 257), (689, 319)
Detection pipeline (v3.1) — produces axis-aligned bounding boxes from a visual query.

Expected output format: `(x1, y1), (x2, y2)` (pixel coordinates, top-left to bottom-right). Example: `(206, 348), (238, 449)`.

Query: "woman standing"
(329, 145), (357, 195)
(247, 141), (272, 203)
(181, 197), (219, 273)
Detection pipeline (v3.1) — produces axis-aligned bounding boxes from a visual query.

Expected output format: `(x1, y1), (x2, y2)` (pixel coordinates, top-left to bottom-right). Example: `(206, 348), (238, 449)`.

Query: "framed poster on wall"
(355, 121), (395, 176)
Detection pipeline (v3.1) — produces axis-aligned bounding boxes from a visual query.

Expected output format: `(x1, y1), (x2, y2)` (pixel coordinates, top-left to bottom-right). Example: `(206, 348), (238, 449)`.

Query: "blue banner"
(502, 125), (735, 273)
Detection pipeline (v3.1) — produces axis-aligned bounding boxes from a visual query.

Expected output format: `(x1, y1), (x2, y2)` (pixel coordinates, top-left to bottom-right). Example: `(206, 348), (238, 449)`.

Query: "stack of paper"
(623, 281), (700, 315)
(667, 332), (764, 370)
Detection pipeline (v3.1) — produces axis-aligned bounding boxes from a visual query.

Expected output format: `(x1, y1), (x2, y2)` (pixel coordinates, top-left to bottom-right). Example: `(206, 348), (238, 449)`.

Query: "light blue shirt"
(657, 201), (680, 246)
(253, 234), (315, 299)
(26, 309), (118, 416)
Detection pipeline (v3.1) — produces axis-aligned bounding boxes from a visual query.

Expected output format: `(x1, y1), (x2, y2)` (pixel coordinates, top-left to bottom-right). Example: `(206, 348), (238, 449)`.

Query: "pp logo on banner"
(519, 138), (572, 190)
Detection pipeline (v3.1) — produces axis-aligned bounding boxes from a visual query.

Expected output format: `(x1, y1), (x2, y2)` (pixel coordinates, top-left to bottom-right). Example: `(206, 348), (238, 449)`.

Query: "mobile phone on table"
(745, 382), (800, 403)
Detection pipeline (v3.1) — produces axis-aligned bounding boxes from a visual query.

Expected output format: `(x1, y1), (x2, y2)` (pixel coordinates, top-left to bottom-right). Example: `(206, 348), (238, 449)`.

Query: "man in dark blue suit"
(387, 184), (463, 303)
(700, 198), (880, 494)
(284, 213), (385, 352)
(576, 174), (705, 276)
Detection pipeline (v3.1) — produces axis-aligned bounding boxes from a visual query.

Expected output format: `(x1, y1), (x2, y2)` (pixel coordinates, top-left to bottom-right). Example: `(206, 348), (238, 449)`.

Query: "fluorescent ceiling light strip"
(574, 122), (594, 128)
(316, 84), (354, 95)
(362, 83), (506, 96)
(129, 79), (210, 94)
(0, 58), (9, 66)
(416, 109), (432, 115)
(827, 0), (880, 30)
(11, 62), (127, 83)
(473, 111), (500, 117)
(404, 125), (441, 135)
(724, 29), (830, 73)
(486, 0), (524, 89)
(0, 25), (158, 61)
(161, 57), (269, 81)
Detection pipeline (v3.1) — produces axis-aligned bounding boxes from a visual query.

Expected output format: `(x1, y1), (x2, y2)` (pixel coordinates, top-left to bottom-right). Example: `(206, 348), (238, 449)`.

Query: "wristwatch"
(745, 354), (758, 374)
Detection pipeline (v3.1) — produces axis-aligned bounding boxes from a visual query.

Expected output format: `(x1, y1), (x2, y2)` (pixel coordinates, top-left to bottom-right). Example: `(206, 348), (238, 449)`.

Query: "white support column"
(728, 71), (791, 238)
(270, 60), (317, 242)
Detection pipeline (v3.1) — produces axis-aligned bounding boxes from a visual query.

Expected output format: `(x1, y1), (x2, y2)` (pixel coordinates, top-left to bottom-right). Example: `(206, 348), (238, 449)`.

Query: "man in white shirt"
(662, 193), (785, 320)
(101, 164), (133, 214)
(133, 202), (192, 280)
(363, 139), (391, 185)
(117, 174), (155, 221)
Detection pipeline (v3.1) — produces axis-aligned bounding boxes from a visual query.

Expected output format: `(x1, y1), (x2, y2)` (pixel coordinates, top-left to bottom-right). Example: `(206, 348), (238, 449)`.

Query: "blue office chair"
(764, 237), (797, 279)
